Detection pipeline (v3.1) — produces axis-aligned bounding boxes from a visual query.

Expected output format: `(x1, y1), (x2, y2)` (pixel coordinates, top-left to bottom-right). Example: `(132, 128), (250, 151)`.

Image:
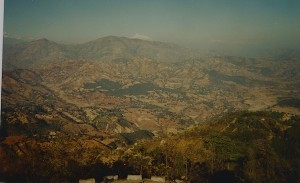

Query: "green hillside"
(0, 111), (299, 182)
(127, 111), (300, 182)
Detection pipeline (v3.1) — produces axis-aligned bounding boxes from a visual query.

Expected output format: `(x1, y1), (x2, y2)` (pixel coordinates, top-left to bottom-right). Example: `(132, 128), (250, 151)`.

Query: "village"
(79, 175), (183, 183)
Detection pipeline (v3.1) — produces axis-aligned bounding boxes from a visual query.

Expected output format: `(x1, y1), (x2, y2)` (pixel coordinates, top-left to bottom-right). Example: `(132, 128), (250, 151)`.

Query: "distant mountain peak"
(31, 38), (54, 44)
(3, 35), (201, 69)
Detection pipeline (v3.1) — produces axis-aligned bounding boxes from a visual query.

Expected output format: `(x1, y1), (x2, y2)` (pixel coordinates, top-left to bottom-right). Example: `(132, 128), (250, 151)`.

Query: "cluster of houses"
(79, 175), (171, 183)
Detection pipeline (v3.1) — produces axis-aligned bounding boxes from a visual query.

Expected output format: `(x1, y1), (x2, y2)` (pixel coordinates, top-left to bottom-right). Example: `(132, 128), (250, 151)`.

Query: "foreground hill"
(0, 111), (299, 182)
(137, 111), (300, 182)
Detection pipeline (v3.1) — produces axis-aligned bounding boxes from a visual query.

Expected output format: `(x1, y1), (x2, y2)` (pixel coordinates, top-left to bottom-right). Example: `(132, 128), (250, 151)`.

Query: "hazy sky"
(4, 0), (300, 54)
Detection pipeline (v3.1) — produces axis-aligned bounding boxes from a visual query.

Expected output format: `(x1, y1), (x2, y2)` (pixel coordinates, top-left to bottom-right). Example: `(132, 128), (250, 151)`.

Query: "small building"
(79, 178), (95, 183)
(127, 175), (142, 181)
(151, 176), (165, 182)
(105, 175), (118, 181)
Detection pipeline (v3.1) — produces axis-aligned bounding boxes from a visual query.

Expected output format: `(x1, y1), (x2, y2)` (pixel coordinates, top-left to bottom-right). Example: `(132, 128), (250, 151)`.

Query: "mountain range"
(1, 36), (300, 182)
(3, 36), (201, 69)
